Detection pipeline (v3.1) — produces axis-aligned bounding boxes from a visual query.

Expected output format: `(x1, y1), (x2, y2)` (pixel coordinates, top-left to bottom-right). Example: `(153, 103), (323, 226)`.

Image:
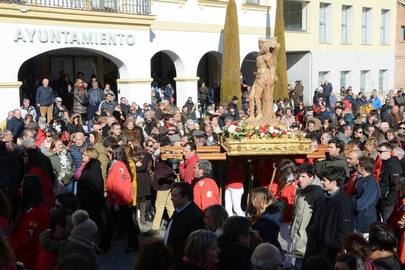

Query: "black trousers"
(99, 202), (139, 251)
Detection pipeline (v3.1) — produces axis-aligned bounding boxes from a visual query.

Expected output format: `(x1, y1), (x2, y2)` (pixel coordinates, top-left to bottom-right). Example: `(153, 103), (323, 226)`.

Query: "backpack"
(107, 161), (133, 205)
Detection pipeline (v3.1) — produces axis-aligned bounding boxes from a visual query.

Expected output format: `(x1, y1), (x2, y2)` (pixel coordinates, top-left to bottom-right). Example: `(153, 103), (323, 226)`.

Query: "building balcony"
(0, 0), (151, 15)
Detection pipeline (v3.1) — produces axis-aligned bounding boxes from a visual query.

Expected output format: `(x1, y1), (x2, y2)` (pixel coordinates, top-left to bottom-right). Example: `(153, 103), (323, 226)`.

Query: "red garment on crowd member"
(388, 196), (405, 264)
(270, 180), (298, 223)
(36, 248), (57, 270)
(9, 203), (50, 270)
(225, 159), (245, 189)
(344, 171), (359, 198)
(295, 111), (304, 124)
(35, 128), (46, 148)
(373, 156), (382, 182)
(25, 167), (55, 208)
(193, 177), (220, 211)
(179, 153), (199, 184)
(106, 160), (133, 205)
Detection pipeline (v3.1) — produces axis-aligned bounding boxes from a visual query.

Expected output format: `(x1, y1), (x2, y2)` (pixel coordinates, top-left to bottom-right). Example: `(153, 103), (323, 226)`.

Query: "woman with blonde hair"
(89, 131), (108, 183)
(178, 229), (220, 270)
(251, 187), (282, 250)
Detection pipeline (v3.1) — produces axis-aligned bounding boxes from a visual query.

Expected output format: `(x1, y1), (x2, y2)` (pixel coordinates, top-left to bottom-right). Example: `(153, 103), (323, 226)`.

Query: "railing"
(0, 0), (152, 15)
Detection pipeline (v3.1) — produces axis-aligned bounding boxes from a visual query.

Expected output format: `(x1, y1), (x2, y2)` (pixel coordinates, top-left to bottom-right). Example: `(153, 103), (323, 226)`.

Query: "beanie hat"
(71, 210), (98, 241)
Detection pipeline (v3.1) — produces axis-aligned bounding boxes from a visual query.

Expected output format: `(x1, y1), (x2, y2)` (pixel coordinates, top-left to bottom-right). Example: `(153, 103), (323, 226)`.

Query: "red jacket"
(179, 154), (199, 184)
(193, 177), (220, 211)
(36, 248), (57, 270)
(35, 128), (46, 149)
(9, 203), (50, 270)
(270, 180), (297, 223)
(374, 156), (382, 182)
(106, 160), (133, 205)
(26, 167), (55, 208)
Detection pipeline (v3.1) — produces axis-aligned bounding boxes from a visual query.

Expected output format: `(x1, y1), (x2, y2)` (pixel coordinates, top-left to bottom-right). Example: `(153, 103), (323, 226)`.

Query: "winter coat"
(353, 174), (380, 233)
(36, 86), (55, 106)
(47, 150), (74, 185)
(315, 153), (350, 178)
(6, 117), (24, 139)
(77, 159), (105, 214)
(20, 105), (37, 120)
(136, 152), (153, 198)
(57, 239), (98, 270)
(218, 237), (252, 270)
(270, 180), (298, 223)
(72, 88), (88, 114)
(106, 160), (133, 205)
(369, 97), (383, 110)
(93, 143), (109, 187)
(290, 183), (323, 258)
(253, 204), (282, 250)
(70, 143), (87, 172)
(306, 188), (354, 261)
(193, 176), (220, 211)
(379, 157), (402, 208)
(9, 203), (50, 270)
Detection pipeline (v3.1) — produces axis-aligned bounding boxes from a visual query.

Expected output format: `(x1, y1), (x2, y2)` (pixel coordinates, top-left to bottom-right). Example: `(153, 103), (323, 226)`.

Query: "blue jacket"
(70, 143), (87, 172)
(369, 97), (382, 110)
(352, 174), (380, 233)
(36, 86), (55, 106)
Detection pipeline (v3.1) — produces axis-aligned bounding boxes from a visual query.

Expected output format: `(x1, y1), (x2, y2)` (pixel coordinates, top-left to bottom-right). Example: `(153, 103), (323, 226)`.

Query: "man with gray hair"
(251, 243), (282, 270)
(193, 159), (220, 210)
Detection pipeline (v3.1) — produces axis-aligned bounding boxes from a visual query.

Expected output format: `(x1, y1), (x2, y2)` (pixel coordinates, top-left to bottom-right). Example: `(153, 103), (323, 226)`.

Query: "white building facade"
(0, 0), (274, 118)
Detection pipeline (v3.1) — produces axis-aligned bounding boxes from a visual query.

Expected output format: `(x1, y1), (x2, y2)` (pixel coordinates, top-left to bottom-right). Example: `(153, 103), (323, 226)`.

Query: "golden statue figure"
(247, 37), (280, 124)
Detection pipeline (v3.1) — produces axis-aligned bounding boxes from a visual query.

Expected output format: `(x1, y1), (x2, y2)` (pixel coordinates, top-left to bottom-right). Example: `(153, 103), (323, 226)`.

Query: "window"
(284, 1), (308, 32)
(341, 5), (352, 44)
(340, 71), (351, 89)
(360, 70), (370, 92)
(379, 70), (388, 91)
(362, 7), (373, 44)
(319, 71), (329, 84)
(380, 9), (390, 45)
(402, 26), (405, 41)
(319, 3), (332, 43)
(246, 0), (259, 4)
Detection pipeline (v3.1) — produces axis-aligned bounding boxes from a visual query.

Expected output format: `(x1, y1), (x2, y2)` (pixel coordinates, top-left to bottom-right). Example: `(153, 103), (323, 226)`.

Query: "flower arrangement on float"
(223, 121), (293, 140)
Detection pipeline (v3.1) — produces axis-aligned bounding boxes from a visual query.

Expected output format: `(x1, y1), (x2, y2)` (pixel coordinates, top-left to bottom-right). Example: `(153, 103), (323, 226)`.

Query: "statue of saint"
(247, 37), (280, 123)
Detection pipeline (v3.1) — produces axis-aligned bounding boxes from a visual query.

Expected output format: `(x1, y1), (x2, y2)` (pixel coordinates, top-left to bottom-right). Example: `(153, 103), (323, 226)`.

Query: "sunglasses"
(377, 150), (389, 153)
(399, 127), (405, 130)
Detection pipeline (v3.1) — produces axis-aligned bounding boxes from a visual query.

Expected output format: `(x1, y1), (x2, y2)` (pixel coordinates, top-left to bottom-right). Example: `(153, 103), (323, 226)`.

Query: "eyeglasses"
(400, 127), (405, 130)
(377, 150), (389, 154)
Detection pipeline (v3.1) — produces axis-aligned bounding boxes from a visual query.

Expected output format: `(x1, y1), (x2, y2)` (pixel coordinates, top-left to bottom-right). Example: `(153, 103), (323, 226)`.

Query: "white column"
(174, 76), (199, 109)
(0, 82), (21, 122)
(117, 78), (152, 105)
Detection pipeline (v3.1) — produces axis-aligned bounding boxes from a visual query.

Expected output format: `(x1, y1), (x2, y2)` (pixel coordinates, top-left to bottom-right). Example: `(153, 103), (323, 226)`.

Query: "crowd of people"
(0, 74), (404, 270)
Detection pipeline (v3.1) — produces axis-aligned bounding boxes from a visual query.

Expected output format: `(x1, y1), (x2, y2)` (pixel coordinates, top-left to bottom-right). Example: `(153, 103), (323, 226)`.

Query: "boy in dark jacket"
(306, 166), (354, 263)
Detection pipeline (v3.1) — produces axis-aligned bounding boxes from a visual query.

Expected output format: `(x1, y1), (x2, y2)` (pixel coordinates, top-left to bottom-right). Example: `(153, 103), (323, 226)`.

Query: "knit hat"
(71, 210), (98, 241)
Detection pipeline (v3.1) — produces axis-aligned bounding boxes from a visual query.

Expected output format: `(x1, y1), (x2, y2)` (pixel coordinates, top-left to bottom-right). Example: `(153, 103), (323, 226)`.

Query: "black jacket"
(77, 159), (105, 213)
(166, 202), (204, 263)
(379, 157), (402, 206)
(306, 188), (354, 262)
(218, 237), (252, 270)
(253, 204), (281, 250)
